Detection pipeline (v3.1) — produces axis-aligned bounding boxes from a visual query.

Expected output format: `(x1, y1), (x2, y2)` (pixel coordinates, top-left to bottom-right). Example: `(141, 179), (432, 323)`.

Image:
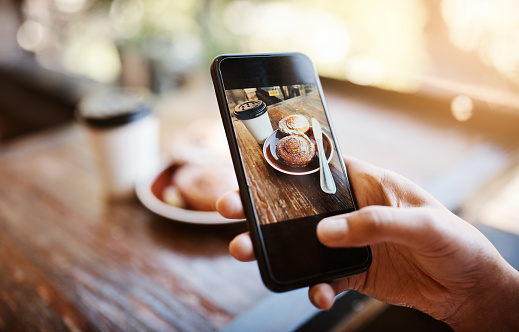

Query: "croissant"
(278, 114), (310, 135)
(276, 133), (316, 168)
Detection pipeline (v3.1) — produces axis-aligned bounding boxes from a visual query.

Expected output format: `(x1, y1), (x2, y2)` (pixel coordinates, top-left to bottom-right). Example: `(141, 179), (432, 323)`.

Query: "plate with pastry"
(136, 120), (244, 224)
(136, 163), (244, 224)
(263, 128), (334, 176)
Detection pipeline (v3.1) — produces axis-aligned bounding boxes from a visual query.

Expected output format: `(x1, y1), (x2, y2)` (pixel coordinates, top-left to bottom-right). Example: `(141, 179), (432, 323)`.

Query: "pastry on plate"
(276, 133), (316, 168)
(172, 164), (237, 211)
(278, 114), (310, 135)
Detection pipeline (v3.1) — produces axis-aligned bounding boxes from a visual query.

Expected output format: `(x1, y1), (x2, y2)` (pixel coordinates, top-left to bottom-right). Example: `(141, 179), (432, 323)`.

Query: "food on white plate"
(162, 185), (185, 208)
(276, 133), (316, 167)
(171, 164), (238, 211)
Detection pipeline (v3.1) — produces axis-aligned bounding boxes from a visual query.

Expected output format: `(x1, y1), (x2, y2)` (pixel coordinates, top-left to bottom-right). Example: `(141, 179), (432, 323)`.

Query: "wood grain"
(0, 125), (269, 331)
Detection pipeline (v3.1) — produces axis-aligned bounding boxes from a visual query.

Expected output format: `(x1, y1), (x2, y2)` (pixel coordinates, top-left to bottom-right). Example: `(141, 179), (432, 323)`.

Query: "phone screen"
(225, 84), (355, 222)
(214, 54), (370, 289)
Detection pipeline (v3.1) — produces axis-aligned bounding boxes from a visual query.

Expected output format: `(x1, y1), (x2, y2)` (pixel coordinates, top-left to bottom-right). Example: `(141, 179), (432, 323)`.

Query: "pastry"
(162, 185), (185, 208)
(278, 114), (310, 135)
(276, 133), (316, 168)
(172, 164), (237, 211)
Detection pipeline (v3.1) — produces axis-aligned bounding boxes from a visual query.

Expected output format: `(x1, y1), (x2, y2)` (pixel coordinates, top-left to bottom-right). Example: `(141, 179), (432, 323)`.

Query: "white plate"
(263, 129), (334, 175)
(135, 165), (244, 225)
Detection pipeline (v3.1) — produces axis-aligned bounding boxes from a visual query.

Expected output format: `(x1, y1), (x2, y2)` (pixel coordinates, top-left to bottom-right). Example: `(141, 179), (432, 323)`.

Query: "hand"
(217, 156), (519, 331)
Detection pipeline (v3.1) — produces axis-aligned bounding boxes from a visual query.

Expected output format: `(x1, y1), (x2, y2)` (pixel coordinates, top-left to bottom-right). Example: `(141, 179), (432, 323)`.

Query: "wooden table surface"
(0, 122), (274, 331)
(0, 77), (517, 331)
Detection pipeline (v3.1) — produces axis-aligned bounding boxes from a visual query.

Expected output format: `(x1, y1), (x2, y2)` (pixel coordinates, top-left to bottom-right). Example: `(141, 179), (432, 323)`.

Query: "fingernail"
(317, 217), (348, 242)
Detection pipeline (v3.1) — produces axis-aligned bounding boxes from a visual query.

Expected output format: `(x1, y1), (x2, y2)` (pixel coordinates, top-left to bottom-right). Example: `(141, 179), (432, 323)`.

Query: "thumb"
(317, 206), (441, 251)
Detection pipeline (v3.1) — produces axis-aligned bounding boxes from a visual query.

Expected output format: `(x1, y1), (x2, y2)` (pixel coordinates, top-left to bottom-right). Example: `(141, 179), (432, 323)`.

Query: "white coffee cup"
(234, 100), (273, 144)
(78, 87), (160, 200)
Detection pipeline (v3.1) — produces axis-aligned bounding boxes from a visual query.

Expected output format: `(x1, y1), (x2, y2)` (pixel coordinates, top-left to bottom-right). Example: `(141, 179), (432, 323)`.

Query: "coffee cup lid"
(234, 100), (267, 120)
(77, 87), (153, 128)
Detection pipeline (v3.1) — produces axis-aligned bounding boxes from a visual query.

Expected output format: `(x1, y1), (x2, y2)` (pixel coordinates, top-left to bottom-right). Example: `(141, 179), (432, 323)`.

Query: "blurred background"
(1, 0), (519, 140)
(2, 0), (519, 229)
(1, 1), (519, 330)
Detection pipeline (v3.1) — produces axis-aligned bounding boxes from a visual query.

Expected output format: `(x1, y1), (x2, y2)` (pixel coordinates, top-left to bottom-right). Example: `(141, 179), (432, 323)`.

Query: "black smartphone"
(211, 53), (371, 292)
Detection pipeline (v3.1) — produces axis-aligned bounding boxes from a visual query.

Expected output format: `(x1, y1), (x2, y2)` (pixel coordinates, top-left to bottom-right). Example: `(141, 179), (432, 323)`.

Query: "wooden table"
(0, 76), (517, 331)
(0, 105), (269, 330)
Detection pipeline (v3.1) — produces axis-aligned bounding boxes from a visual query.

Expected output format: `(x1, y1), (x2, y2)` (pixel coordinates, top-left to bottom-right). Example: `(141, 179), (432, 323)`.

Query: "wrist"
(447, 262), (519, 331)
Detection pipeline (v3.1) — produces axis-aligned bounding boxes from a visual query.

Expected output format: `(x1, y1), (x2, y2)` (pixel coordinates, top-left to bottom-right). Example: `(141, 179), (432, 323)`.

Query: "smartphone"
(211, 53), (371, 292)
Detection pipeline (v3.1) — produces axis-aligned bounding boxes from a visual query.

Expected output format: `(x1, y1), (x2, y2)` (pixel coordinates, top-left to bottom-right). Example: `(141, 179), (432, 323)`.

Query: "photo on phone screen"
(225, 84), (355, 225)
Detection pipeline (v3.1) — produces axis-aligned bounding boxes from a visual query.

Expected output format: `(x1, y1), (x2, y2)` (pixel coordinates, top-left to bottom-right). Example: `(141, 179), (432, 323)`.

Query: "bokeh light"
(6, 0), (519, 103)
(442, 0), (519, 90)
(224, 1), (350, 74)
(53, 0), (88, 14)
(17, 20), (45, 51)
(345, 56), (385, 86)
(223, 0), (428, 93)
(451, 95), (474, 122)
(63, 31), (121, 83)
